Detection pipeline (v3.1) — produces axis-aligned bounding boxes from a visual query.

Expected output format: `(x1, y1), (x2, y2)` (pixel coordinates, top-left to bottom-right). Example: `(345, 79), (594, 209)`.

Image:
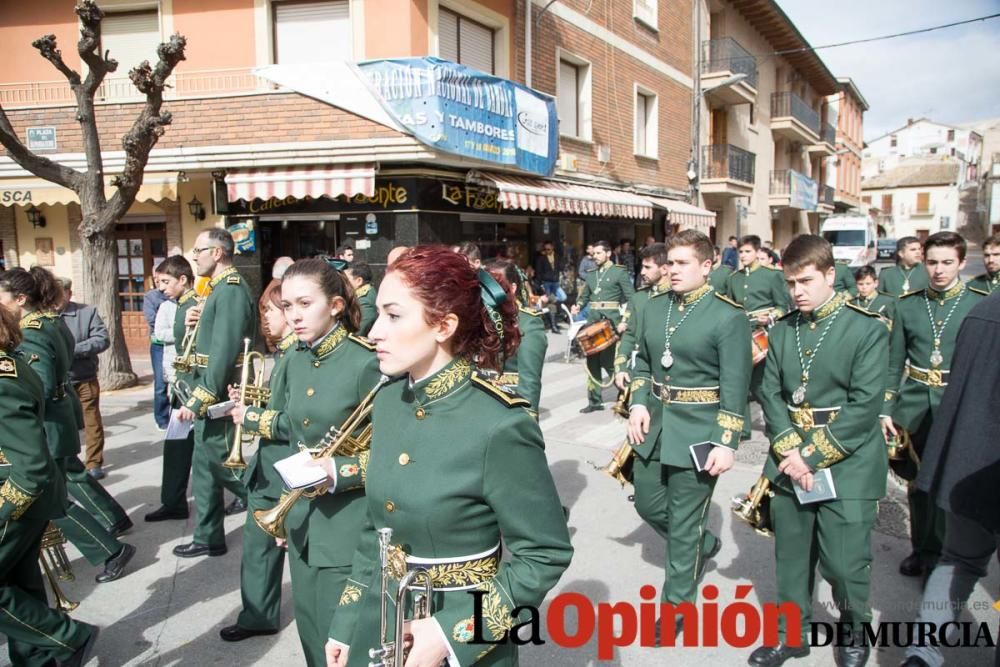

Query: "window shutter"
(439, 9), (459, 63)
(102, 10), (160, 73)
(275, 1), (351, 64)
(881, 194), (893, 212)
(634, 0), (657, 27)
(558, 61), (579, 137)
(635, 94), (647, 155)
(459, 17), (494, 74)
(916, 192), (930, 212)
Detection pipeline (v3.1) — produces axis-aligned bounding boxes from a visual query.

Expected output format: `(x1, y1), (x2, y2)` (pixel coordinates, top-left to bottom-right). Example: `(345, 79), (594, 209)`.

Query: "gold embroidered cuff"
(357, 450), (370, 484)
(257, 409), (278, 440)
(0, 480), (36, 520)
(338, 581), (364, 607)
(772, 428), (804, 456)
(800, 426), (848, 469)
(185, 385), (218, 417)
(717, 411), (745, 432)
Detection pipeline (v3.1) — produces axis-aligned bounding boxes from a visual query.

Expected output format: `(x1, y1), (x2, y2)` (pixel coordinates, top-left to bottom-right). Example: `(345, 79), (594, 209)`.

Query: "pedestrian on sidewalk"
(56, 278), (111, 480)
(143, 273), (170, 430)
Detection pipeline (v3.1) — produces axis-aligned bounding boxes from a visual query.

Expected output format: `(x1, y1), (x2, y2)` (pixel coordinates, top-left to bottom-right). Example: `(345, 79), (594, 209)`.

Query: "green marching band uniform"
(883, 282), (986, 568)
(833, 263), (857, 296)
(159, 289), (201, 515)
(355, 284), (378, 337)
(17, 311), (126, 567)
(328, 358), (573, 666)
(182, 266), (255, 549)
(44, 311), (130, 533)
(724, 260), (790, 402)
(577, 262), (634, 408)
(708, 263), (732, 291)
(236, 331), (298, 633)
(760, 292), (889, 647)
(613, 285), (652, 380)
(629, 285), (751, 606)
(241, 325), (381, 667)
(500, 305), (547, 418)
(878, 262), (928, 297)
(853, 290), (896, 327)
(0, 350), (95, 665)
(966, 269), (999, 294)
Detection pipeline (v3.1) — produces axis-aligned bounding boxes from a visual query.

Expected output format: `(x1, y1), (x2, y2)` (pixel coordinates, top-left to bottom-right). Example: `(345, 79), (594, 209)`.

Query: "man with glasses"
(173, 229), (257, 559)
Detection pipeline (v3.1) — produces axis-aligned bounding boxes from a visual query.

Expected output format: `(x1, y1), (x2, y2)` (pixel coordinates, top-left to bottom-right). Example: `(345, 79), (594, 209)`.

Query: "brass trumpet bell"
(39, 523), (79, 612)
(223, 339), (267, 470)
(731, 475), (774, 537)
(886, 427), (911, 461)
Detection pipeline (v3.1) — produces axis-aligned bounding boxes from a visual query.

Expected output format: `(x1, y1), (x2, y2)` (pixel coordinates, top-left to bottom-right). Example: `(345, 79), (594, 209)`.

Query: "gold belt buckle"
(927, 369), (943, 387)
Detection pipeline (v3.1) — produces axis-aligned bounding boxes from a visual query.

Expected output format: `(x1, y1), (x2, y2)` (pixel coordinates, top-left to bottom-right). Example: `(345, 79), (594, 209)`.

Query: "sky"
(774, 0), (1000, 141)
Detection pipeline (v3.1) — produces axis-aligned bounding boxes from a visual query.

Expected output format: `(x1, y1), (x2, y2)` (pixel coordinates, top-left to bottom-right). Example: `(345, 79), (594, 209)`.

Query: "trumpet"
(368, 527), (434, 667)
(594, 439), (635, 488)
(886, 426), (910, 461)
(611, 382), (632, 420)
(223, 338), (268, 470)
(172, 297), (206, 374)
(39, 523), (79, 613)
(253, 376), (388, 539)
(731, 475), (774, 537)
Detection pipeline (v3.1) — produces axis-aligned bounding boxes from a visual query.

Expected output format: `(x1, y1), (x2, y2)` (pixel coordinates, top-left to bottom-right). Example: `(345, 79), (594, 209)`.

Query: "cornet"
(172, 297), (206, 374)
(253, 376), (387, 539)
(368, 527), (434, 667)
(731, 475), (774, 537)
(223, 338), (267, 470)
(39, 523), (79, 612)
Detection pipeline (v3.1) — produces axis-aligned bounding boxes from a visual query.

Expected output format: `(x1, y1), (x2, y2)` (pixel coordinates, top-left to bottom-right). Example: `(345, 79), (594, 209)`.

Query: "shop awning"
(0, 172), (179, 207)
(226, 163), (376, 201)
(468, 170), (654, 220)
(645, 196), (716, 230)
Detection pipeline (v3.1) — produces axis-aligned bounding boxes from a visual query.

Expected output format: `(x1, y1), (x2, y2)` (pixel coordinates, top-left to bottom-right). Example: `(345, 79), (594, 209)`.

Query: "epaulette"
(471, 370), (530, 409)
(22, 320), (42, 329)
(714, 292), (743, 309)
(615, 263), (627, 269)
(899, 289), (924, 299)
(226, 275), (241, 285)
(846, 302), (881, 318)
(348, 333), (375, 350)
(968, 286), (989, 297)
(0, 355), (17, 378)
(777, 309), (799, 321)
(636, 284), (651, 292)
(765, 265), (783, 270)
(518, 306), (542, 317)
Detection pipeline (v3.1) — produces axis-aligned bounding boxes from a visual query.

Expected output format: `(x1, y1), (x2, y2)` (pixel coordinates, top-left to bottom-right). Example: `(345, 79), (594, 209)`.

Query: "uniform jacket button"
(415, 407), (426, 420)
(398, 453), (410, 466)
(303, 418), (311, 427)
(306, 388), (315, 396)
(385, 500), (396, 513)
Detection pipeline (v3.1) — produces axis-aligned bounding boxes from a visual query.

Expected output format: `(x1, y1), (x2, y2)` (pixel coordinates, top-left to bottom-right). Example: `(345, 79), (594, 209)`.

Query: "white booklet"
(793, 468), (837, 504)
(273, 450), (328, 490)
(164, 409), (194, 440)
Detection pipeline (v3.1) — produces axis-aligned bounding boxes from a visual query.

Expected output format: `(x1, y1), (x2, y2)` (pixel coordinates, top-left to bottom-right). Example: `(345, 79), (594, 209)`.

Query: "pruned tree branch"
(31, 34), (82, 85)
(0, 106), (81, 188)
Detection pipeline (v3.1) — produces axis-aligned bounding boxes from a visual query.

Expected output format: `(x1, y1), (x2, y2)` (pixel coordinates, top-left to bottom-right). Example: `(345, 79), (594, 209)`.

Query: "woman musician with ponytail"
(228, 258), (382, 666)
(325, 246), (573, 667)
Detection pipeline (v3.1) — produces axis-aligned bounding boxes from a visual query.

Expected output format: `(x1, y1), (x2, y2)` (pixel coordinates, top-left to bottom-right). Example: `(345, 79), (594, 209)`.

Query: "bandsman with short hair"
(966, 233), (999, 294)
(878, 236), (927, 296)
(852, 265), (895, 325)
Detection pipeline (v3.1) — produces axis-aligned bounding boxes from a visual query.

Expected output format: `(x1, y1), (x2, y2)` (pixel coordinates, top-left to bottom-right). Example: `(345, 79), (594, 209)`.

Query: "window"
(439, 7), (495, 74)
(929, 147), (937, 155)
(101, 9), (160, 97)
(947, 129), (955, 141)
(633, 0), (657, 29)
(940, 215), (951, 230)
(862, 195), (872, 205)
(634, 88), (657, 158)
(748, 103), (757, 127)
(890, 135), (897, 148)
(557, 55), (591, 140)
(881, 194), (893, 213)
(274, 1), (351, 64)
(916, 192), (930, 213)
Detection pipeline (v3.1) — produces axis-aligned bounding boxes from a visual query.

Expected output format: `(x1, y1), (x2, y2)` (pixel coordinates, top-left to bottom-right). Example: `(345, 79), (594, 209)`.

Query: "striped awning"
(0, 172), (179, 206)
(646, 196), (717, 230)
(226, 163), (375, 201)
(468, 170), (653, 220)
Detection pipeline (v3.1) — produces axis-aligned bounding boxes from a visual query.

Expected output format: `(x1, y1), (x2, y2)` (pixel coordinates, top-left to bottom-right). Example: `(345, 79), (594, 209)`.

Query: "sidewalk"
(2, 338), (995, 666)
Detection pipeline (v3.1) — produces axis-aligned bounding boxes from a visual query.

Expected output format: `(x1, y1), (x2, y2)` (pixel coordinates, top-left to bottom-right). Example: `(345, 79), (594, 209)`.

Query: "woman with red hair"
(326, 246), (573, 667)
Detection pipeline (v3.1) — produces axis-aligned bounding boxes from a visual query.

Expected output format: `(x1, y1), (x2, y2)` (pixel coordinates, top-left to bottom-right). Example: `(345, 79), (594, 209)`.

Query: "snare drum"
(575, 320), (618, 357)
(751, 328), (769, 366)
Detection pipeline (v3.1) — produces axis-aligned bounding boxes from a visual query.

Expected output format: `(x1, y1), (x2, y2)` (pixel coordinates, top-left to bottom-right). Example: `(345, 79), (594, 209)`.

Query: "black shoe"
(224, 498), (248, 516)
(899, 552), (927, 578)
(697, 536), (723, 581)
(144, 505), (189, 522)
(579, 405), (604, 413)
(899, 657), (930, 667)
(59, 623), (99, 667)
(748, 643), (810, 666)
(835, 642), (871, 667)
(219, 624), (279, 642)
(109, 516), (133, 537)
(173, 542), (227, 558)
(96, 543), (135, 583)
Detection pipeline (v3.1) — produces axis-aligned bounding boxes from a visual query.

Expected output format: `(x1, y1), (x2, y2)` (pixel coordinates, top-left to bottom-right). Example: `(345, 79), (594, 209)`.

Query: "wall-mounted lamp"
(25, 205), (46, 228)
(187, 196), (206, 221)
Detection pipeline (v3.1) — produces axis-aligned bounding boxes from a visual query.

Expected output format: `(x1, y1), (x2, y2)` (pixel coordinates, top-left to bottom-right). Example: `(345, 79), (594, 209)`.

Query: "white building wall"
(863, 183), (959, 238)
(864, 120), (982, 185)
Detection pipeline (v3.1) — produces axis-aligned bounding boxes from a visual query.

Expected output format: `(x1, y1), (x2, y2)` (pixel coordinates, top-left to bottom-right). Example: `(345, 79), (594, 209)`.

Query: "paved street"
(2, 335), (997, 666)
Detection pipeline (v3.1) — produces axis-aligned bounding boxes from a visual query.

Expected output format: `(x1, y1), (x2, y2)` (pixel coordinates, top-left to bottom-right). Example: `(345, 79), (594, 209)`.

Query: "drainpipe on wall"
(525, 0), (532, 88)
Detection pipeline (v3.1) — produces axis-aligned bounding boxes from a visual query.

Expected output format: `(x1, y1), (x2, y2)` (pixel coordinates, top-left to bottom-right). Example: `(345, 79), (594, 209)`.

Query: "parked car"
(877, 238), (897, 261)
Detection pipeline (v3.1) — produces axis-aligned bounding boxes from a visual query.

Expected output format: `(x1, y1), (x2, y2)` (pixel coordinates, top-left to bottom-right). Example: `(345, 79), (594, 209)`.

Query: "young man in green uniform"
(613, 243), (667, 392)
(571, 239), (634, 412)
(966, 233), (999, 294)
(833, 262), (857, 296)
(878, 236), (927, 296)
(146, 256), (199, 522)
(708, 245), (733, 291)
(627, 230), (752, 641)
(345, 262), (377, 336)
(750, 235), (889, 667)
(881, 232), (987, 578)
(0, 314), (100, 667)
(852, 265), (895, 325)
(174, 228), (256, 558)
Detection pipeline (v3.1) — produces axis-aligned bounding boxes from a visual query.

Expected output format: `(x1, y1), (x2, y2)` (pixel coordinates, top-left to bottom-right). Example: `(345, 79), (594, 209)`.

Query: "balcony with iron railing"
(0, 67), (275, 108)
(808, 121), (837, 156)
(769, 169), (817, 210)
(770, 92), (820, 144)
(700, 144), (756, 197)
(816, 184), (835, 212)
(701, 37), (758, 106)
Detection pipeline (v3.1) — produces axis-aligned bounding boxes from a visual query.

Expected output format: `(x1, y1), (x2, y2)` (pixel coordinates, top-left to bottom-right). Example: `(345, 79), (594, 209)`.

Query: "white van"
(820, 215), (878, 266)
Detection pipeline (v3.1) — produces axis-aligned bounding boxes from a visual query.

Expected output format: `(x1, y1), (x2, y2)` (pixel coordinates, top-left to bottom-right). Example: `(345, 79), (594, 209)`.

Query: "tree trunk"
(80, 211), (137, 390)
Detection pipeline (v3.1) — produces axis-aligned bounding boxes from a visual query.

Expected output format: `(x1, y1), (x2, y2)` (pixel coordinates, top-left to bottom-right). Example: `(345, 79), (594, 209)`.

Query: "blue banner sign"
(357, 57), (558, 176)
(789, 170), (818, 211)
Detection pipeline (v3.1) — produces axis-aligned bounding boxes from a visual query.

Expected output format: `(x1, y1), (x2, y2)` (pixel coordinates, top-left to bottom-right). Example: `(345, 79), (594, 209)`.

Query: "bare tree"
(0, 0), (186, 389)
